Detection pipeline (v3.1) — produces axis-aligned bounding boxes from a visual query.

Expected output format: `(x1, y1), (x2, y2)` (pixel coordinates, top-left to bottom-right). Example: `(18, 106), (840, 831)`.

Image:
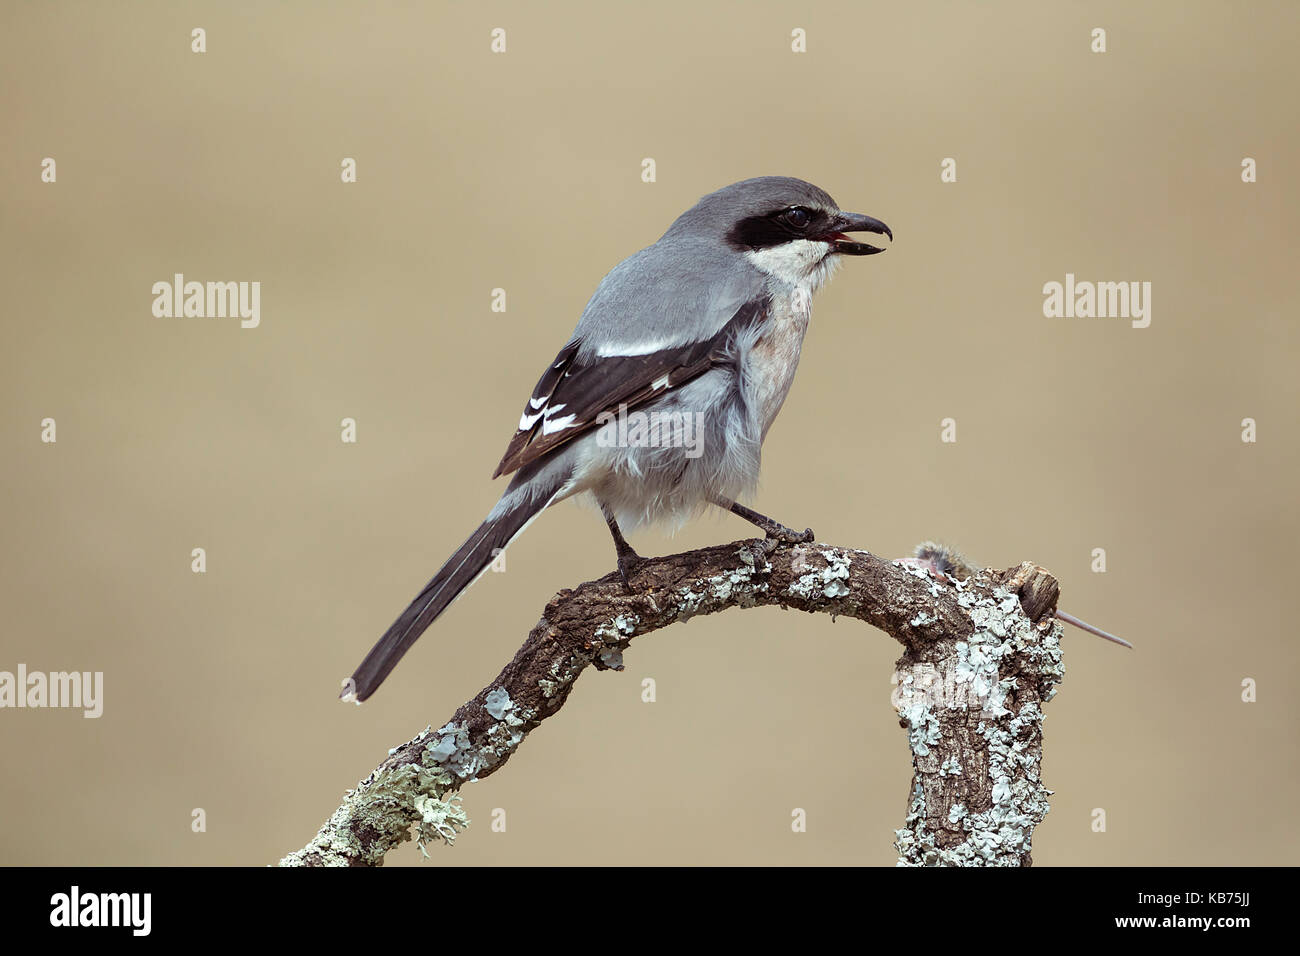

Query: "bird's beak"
(823, 212), (893, 256)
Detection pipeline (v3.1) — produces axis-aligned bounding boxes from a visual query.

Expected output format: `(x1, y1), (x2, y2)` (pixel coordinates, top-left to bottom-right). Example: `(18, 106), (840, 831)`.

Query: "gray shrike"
(344, 177), (892, 702)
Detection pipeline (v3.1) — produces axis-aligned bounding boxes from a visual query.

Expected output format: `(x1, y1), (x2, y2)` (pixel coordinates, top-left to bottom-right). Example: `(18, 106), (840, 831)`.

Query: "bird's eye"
(782, 206), (812, 229)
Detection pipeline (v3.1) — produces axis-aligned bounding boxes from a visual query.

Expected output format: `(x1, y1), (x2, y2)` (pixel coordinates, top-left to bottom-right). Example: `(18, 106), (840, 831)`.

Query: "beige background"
(2, 1), (1296, 866)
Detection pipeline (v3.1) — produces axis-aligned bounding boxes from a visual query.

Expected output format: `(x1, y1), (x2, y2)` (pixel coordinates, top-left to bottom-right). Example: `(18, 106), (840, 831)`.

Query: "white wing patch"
(523, 402), (577, 433)
(541, 413), (577, 435)
(595, 336), (682, 358)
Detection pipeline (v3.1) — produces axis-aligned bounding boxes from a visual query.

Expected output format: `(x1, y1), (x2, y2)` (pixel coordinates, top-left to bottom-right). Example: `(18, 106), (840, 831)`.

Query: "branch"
(278, 538), (1066, 866)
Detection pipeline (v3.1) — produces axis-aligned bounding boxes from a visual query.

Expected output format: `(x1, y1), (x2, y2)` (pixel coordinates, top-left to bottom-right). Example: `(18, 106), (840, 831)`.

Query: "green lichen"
(899, 700), (942, 757)
(414, 791), (469, 857)
(786, 548), (853, 601)
(670, 546), (772, 622)
(593, 613), (639, 668)
(278, 730), (471, 867)
(894, 580), (1063, 867)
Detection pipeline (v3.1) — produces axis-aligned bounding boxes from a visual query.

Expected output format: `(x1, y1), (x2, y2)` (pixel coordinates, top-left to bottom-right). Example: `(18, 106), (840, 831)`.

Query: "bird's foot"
(717, 499), (815, 550)
(764, 523), (815, 546)
(616, 550), (647, 592)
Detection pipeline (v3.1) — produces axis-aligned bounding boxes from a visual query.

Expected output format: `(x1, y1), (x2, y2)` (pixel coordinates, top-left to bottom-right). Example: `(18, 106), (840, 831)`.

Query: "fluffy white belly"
(748, 292), (812, 439)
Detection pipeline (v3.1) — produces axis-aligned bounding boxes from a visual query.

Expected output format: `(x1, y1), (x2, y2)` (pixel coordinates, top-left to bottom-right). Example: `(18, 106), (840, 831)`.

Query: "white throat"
(743, 240), (841, 293)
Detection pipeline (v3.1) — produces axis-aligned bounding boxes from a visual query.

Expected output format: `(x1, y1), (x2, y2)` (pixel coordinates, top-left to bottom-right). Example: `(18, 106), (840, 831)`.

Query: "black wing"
(491, 297), (768, 478)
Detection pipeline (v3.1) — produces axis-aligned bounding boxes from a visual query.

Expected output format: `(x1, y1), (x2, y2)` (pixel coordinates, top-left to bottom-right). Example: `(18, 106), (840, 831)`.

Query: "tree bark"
(278, 538), (1065, 867)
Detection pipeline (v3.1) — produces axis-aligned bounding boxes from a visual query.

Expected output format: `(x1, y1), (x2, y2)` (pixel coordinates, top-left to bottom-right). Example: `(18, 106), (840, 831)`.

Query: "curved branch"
(278, 538), (1065, 867)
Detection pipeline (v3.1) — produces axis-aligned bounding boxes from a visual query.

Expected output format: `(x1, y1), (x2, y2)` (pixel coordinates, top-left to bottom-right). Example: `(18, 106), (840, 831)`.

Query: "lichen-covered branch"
(892, 560), (1065, 865)
(278, 539), (1065, 867)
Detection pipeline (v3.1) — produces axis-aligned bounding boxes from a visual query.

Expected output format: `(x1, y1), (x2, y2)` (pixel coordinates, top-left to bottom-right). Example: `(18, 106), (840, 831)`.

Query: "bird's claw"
(616, 552), (646, 593)
(764, 525), (815, 546)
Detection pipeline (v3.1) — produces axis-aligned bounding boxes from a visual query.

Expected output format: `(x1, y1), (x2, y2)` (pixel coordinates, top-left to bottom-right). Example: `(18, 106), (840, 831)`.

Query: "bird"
(342, 176), (893, 702)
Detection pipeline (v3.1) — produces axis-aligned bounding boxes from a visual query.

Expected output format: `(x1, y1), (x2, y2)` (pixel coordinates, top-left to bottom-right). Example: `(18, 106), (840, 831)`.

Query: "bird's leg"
(600, 503), (644, 592)
(711, 496), (815, 545)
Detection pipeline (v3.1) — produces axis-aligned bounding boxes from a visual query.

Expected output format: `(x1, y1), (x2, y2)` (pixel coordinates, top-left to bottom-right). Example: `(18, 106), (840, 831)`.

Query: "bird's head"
(664, 176), (892, 289)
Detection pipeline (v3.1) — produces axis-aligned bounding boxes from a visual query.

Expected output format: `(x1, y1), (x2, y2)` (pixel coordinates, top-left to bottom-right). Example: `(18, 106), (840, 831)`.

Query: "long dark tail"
(343, 483), (557, 702)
